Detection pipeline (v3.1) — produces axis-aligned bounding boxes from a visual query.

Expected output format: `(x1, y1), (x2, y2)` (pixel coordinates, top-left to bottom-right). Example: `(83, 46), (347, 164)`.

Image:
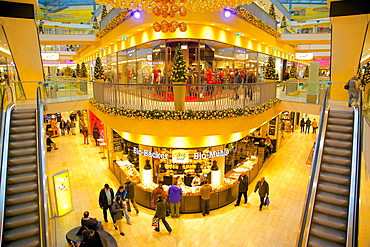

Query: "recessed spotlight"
(211, 23), (214, 25)
(133, 11), (141, 19)
(224, 10), (232, 18)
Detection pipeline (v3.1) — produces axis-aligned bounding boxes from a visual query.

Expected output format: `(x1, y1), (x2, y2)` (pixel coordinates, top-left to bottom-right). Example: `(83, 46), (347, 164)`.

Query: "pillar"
(210, 145), (225, 186)
(139, 144), (153, 184)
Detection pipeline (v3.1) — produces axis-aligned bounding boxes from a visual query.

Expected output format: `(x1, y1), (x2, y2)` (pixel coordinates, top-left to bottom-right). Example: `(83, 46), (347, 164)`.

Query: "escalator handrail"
(36, 86), (49, 246)
(297, 87), (330, 246)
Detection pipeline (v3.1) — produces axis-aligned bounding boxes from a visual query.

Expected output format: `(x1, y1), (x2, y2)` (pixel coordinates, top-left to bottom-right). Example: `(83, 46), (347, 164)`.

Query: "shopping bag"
(265, 197), (270, 206)
(152, 217), (159, 227)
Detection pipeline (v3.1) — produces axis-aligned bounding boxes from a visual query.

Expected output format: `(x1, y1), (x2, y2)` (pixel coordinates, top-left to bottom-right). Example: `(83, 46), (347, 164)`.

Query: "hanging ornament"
(153, 22), (161, 32)
(169, 11), (176, 18)
(179, 21), (187, 32)
(179, 6), (187, 17)
(171, 20), (179, 29)
(169, 22), (176, 32)
(161, 20), (169, 33)
(152, 6), (161, 16)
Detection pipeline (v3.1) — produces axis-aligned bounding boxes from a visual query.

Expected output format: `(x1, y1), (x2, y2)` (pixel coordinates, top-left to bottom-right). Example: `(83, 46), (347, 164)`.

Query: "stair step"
(314, 201), (348, 219)
(324, 139), (352, 149)
(10, 126), (36, 134)
(319, 172), (350, 186)
(11, 112), (36, 120)
(322, 155), (351, 167)
(5, 201), (38, 217)
(7, 181), (38, 194)
(323, 146), (352, 158)
(318, 181), (349, 196)
(8, 147), (37, 157)
(312, 212), (347, 231)
(8, 156), (37, 166)
(326, 124), (353, 134)
(308, 235), (345, 247)
(9, 133), (36, 142)
(4, 212), (39, 229)
(326, 132), (353, 142)
(3, 223), (39, 242)
(327, 118), (353, 126)
(11, 119), (36, 127)
(321, 163), (351, 176)
(310, 223), (346, 244)
(328, 110), (353, 119)
(3, 235), (40, 247)
(316, 191), (349, 207)
(9, 140), (36, 149)
(13, 108), (35, 113)
(6, 191), (38, 206)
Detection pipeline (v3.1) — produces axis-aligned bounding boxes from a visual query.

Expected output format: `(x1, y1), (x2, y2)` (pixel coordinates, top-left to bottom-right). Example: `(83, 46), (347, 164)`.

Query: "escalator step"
(3, 235), (40, 247)
(325, 132), (353, 141)
(6, 191), (38, 206)
(324, 139), (352, 149)
(13, 108), (35, 113)
(322, 155), (351, 167)
(308, 235), (345, 247)
(4, 212), (39, 229)
(8, 155), (37, 166)
(328, 111), (353, 119)
(310, 223), (346, 244)
(11, 119), (36, 127)
(9, 140), (36, 149)
(7, 181), (38, 194)
(321, 163), (351, 176)
(11, 113), (36, 120)
(326, 124), (353, 134)
(327, 118), (353, 126)
(312, 212), (347, 231)
(10, 125), (36, 134)
(319, 172), (350, 186)
(318, 181), (349, 196)
(316, 191), (349, 207)
(323, 146), (352, 158)
(8, 147), (37, 157)
(7, 171), (37, 185)
(9, 132), (36, 141)
(5, 201), (38, 217)
(8, 163), (37, 175)
(3, 223), (39, 242)
(314, 201), (348, 218)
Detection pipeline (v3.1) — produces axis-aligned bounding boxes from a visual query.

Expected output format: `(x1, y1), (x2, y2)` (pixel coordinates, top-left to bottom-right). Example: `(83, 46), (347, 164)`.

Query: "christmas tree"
(363, 62), (370, 84)
(269, 4), (277, 20)
(265, 56), (276, 79)
(94, 57), (105, 80)
(102, 5), (107, 19)
(81, 62), (88, 78)
(289, 63), (298, 79)
(281, 16), (287, 28)
(170, 44), (187, 83)
(304, 66), (309, 78)
(76, 64), (81, 78)
(357, 65), (363, 80)
(93, 17), (99, 29)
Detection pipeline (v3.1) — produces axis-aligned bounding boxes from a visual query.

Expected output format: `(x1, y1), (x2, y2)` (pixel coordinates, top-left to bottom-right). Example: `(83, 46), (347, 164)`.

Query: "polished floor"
(46, 127), (369, 247)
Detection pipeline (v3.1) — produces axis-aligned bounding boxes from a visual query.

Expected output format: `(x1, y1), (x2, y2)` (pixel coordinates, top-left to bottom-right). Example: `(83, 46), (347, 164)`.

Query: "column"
(211, 145), (225, 186)
(139, 145), (153, 185)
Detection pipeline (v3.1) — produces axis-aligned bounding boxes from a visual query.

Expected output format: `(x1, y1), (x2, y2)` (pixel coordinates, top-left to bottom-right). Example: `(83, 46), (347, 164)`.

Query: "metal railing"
(93, 81), (277, 111)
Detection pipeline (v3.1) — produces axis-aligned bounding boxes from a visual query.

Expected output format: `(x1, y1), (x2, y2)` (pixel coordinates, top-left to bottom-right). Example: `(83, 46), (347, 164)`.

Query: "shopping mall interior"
(0, 0), (370, 246)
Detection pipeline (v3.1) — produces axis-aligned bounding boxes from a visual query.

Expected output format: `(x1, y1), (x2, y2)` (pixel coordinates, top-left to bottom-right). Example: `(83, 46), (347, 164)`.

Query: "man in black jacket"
(234, 172), (249, 206)
(98, 184), (115, 223)
(125, 179), (139, 214)
(254, 177), (269, 211)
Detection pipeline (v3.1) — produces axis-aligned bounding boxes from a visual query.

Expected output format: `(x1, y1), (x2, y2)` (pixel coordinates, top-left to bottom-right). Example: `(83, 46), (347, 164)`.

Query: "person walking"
(115, 186), (131, 225)
(154, 195), (172, 233)
(82, 127), (89, 144)
(60, 119), (66, 136)
(70, 120), (76, 135)
(79, 117), (85, 134)
(111, 196), (125, 236)
(93, 124), (100, 146)
(152, 181), (167, 208)
(312, 119), (318, 134)
(347, 74), (359, 107)
(300, 118), (306, 133)
(125, 179), (139, 214)
(38, 20), (44, 34)
(98, 184), (115, 223)
(305, 118), (311, 134)
(200, 180), (212, 216)
(168, 181), (182, 218)
(234, 172), (249, 206)
(66, 120), (71, 135)
(254, 177), (269, 211)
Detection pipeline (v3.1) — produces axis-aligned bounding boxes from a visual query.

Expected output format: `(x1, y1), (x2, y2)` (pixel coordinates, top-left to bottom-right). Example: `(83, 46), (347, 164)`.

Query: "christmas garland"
(89, 98), (281, 120)
(236, 7), (280, 38)
(96, 9), (131, 38)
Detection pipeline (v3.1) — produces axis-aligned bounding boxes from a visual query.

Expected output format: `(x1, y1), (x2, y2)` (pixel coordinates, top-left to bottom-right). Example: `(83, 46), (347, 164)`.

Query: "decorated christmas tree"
(265, 56), (276, 79)
(357, 65), (363, 80)
(76, 64), (81, 78)
(94, 57), (105, 80)
(363, 62), (370, 84)
(281, 16), (287, 28)
(289, 62), (298, 79)
(269, 4), (277, 20)
(304, 65), (309, 78)
(93, 17), (99, 29)
(170, 44), (187, 83)
(102, 5), (107, 19)
(81, 62), (88, 78)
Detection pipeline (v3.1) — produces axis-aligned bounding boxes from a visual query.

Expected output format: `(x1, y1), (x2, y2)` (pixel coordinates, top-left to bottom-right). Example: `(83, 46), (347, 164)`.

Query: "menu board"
(52, 170), (73, 216)
(113, 130), (122, 139)
(113, 139), (123, 152)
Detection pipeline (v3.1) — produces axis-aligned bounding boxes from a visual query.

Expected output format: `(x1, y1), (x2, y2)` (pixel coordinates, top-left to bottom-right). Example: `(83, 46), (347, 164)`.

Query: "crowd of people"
(300, 117), (318, 134)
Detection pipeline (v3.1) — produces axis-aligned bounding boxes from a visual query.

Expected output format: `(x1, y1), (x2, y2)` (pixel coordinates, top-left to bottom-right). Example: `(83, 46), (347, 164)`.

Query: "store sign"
(172, 149), (189, 163)
(41, 53), (60, 60)
(52, 170), (73, 216)
(133, 147), (169, 159)
(193, 149), (230, 160)
(295, 53), (313, 60)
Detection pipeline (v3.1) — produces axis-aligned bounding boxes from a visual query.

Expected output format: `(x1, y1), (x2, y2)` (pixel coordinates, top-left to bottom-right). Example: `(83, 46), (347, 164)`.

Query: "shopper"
(46, 135), (58, 150)
(60, 119), (66, 136)
(98, 184), (115, 223)
(168, 181), (182, 218)
(254, 177), (269, 211)
(235, 172), (249, 206)
(154, 195), (172, 233)
(191, 174), (201, 187)
(305, 118), (311, 134)
(152, 181), (167, 207)
(312, 119), (318, 134)
(38, 20), (44, 34)
(79, 117), (85, 133)
(93, 124), (100, 146)
(111, 196), (125, 236)
(265, 137), (273, 157)
(125, 179), (139, 214)
(81, 211), (102, 230)
(70, 229), (102, 247)
(347, 74), (359, 107)
(200, 180), (212, 216)
(82, 127), (89, 144)
(66, 120), (71, 134)
(70, 112), (77, 121)
(300, 118), (306, 133)
(70, 120), (76, 135)
(115, 186), (131, 225)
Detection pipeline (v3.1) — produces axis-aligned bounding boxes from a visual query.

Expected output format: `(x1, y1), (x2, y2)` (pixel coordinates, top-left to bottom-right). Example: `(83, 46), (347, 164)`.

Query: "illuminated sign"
(193, 149), (230, 160)
(52, 170), (73, 216)
(295, 53), (314, 60)
(41, 53), (60, 61)
(172, 149), (189, 163)
(133, 147), (169, 159)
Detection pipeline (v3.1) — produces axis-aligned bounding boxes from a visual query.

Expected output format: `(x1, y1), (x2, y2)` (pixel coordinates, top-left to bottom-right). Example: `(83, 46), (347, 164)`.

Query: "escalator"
(0, 87), (49, 246)
(297, 89), (361, 246)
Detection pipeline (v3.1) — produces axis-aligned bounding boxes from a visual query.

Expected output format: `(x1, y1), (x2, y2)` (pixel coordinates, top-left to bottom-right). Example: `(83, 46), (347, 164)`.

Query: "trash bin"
(50, 85), (57, 98)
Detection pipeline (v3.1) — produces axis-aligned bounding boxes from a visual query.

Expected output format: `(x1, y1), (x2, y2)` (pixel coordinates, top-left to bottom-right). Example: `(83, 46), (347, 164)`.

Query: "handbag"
(265, 197), (270, 206)
(152, 217), (159, 227)
(166, 210), (170, 217)
(344, 83), (349, 90)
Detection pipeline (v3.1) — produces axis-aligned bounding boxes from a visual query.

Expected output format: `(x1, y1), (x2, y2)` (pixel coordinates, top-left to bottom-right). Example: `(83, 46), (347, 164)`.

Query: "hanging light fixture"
(159, 162), (167, 173)
(144, 159), (152, 170)
(211, 160), (219, 171)
(194, 163), (202, 173)
(177, 164), (185, 174)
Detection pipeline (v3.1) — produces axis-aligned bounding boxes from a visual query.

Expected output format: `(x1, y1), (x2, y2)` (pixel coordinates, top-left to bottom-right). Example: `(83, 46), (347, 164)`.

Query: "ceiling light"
(224, 10), (232, 18)
(133, 11), (141, 19)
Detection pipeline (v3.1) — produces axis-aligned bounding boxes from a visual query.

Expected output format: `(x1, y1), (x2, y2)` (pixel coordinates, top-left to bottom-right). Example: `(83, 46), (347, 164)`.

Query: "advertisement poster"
(172, 149), (189, 163)
(53, 170), (73, 216)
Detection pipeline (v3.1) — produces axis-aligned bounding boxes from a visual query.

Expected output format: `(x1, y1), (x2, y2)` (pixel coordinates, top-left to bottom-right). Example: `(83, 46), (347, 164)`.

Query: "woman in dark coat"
(154, 195), (172, 233)
(93, 124), (100, 146)
(111, 196), (125, 236)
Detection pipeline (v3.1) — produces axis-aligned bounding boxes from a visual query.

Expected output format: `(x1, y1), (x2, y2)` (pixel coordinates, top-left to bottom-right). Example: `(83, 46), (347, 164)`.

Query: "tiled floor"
(47, 128), (320, 247)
